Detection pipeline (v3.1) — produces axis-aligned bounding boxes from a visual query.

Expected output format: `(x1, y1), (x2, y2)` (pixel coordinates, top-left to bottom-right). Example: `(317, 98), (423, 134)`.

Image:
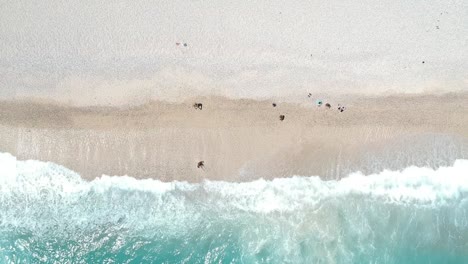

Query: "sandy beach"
(0, 93), (467, 182)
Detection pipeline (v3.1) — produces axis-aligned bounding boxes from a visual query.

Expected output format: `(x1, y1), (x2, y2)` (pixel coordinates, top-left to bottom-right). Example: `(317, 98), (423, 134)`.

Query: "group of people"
(194, 94), (347, 168)
(314, 98), (346, 112)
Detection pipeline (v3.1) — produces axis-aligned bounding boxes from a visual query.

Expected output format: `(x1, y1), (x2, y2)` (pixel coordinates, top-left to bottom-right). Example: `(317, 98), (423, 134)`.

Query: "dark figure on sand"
(325, 103), (331, 109)
(338, 104), (346, 112)
(272, 103), (277, 107)
(279, 115), (285, 121)
(193, 103), (203, 110)
(197, 161), (204, 169)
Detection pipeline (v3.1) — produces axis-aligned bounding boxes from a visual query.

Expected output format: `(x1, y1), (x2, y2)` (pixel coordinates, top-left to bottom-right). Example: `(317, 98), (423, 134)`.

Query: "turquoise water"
(0, 152), (467, 263)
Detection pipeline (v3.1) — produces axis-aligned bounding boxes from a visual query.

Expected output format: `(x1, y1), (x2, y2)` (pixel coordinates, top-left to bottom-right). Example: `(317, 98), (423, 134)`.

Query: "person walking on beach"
(197, 161), (205, 169)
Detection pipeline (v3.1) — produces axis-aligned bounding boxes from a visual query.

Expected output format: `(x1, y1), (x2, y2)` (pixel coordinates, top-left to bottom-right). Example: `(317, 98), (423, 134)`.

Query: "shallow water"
(0, 152), (467, 263)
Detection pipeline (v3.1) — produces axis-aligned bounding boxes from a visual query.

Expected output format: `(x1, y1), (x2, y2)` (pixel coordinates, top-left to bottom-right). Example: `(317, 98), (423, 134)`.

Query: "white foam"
(0, 152), (467, 214)
(2, 151), (467, 263)
(201, 161), (468, 213)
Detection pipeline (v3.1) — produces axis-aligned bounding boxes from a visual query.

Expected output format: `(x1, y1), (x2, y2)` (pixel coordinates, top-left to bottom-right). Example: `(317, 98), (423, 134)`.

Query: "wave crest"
(1, 152), (467, 214)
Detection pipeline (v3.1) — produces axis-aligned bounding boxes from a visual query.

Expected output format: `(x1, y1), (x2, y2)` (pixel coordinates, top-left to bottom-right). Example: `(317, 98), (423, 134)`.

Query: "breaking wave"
(0, 152), (467, 263)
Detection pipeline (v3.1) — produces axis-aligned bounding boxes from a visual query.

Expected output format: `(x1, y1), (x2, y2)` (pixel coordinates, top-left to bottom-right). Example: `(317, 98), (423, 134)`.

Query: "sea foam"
(1, 152), (468, 263)
(0, 152), (467, 213)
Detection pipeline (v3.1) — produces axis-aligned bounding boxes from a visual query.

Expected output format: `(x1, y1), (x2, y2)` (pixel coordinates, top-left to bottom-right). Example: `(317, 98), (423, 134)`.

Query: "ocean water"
(0, 152), (467, 263)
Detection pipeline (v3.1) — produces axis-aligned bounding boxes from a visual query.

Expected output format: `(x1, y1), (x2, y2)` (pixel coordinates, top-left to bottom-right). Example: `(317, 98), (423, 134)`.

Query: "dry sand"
(0, 93), (467, 182)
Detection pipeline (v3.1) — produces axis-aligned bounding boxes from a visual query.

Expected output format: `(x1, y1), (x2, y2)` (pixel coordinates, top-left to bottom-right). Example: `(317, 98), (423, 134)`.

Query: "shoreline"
(0, 93), (467, 182)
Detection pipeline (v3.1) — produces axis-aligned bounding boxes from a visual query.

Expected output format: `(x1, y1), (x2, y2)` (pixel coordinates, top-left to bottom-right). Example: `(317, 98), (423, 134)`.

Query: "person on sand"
(272, 103), (277, 107)
(197, 161), (204, 169)
(325, 103), (331, 109)
(193, 103), (203, 110)
(279, 115), (285, 121)
(338, 104), (346, 112)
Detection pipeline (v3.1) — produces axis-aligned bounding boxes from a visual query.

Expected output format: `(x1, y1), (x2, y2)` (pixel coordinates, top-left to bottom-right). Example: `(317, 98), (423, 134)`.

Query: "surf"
(0, 152), (467, 263)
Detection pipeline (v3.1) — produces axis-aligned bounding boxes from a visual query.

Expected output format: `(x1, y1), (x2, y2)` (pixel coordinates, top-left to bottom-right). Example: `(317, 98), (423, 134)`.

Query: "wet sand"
(0, 93), (467, 182)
